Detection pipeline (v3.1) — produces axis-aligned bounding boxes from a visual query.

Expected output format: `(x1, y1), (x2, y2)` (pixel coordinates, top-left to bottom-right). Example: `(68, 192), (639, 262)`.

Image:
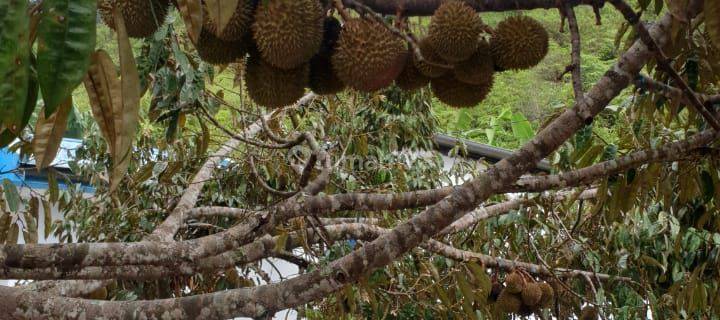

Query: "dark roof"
(433, 134), (552, 173)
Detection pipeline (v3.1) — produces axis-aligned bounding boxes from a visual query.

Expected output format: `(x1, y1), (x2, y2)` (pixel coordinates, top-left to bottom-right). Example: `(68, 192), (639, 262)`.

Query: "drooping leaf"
(110, 8), (141, 192)
(8, 222), (19, 244)
(33, 97), (72, 169)
(175, 0), (203, 43)
(0, 52), (40, 148)
(2, 179), (21, 212)
(36, 0), (96, 116)
(84, 50), (121, 156)
(707, 0), (720, 47)
(205, 0), (239, 35)
(0, 0), (30, 132)
(42, 198), (52, 239)
(23, 197), (39, 244)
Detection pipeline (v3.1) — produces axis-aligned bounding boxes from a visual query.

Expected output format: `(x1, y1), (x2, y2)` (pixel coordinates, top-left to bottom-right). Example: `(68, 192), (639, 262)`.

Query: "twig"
(565, 2), (584, 100)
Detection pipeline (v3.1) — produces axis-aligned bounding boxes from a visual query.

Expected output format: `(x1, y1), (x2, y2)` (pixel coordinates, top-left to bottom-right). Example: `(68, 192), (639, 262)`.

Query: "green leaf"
(2, 179), (21, 212)
(0, 53), (40, 148)
(707, 0), (720, 48)
(510, 112), (534, 143)
(33, 97), (73, 168)
(0, 0), (30, 131)
(23, 197), (39, 244)
(42, 198), (52, 239)
(37, 0), (96, 116)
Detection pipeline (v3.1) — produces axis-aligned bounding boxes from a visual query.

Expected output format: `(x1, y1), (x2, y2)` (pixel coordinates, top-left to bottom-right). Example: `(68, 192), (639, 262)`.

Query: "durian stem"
(333, 0), (353, 21)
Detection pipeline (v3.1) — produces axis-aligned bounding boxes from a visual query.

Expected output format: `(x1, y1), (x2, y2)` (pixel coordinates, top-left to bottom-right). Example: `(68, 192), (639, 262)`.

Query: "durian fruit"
(195, 28), (248, 65)
(490, 16), (549, 70)
(309, 17), (345, 95)
(317, 17), (342, 56)
(427, 0), (484, 62)
(521, 282), (543, 307)
(395, 50), (430, 91)
(538, 282), (555, 308)
(496, 289), (522, 313)
(332, 19), (406, 92)
(413, 38), (451, 78)
(504, 272), (525, 294)
(580, 306), (599, 320)
(204, 0), (256, 41)
(309, 55), (345, 95)
(454, 40), (494, 85)
(99, 0), (170, 38)
(431, 72), (492, 108)
(489, 281), (504, 302)
(245, 54), (309, 108)
(252, 0), (324, 69)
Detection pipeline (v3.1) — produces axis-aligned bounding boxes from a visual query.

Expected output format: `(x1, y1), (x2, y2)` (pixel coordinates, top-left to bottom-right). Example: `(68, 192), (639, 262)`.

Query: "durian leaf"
(32, 97), (72, 169)
(175, 0), (203, 43)
(205, 0), (239, 35)
(36, 0), (96, 116)
(2, 179), (21, 213)
(1, 54), (40, 148)
(42, 198), (52, 240)
(24, 197), (39, 244)
(111, 9), (140, 192)
(707, 0), (720, 48)
(0, 0), (30, 132)
(84, 50), (121, 156)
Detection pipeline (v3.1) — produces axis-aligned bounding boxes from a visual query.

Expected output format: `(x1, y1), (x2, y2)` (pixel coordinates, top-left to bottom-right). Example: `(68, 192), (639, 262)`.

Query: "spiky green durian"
(427, 0), (484, 62)
(413, 37), (451, 78)
(245, 54), (308, 108)
(332, 19), (406, 92)
(521, 282), (543, 307)
(490, 16), (549, 70)
(99, 0), (170, 38)
(395, 50), (430, 91)
(454, 40), (494, 85)
(195, 28), (247, 65)
(252, 0), (323, 69)
(496, 289), (522, 313)
(431, 73), (491, 108)
(504, 272), (525, 294)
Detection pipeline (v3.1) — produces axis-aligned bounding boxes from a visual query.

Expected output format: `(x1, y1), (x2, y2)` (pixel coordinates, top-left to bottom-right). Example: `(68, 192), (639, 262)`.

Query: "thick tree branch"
(8, 128), (714, 272)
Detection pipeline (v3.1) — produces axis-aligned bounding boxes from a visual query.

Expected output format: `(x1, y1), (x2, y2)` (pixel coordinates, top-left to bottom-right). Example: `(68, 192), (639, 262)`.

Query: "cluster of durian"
(492, 270), (555, 316)
(100, 0), (549, 110)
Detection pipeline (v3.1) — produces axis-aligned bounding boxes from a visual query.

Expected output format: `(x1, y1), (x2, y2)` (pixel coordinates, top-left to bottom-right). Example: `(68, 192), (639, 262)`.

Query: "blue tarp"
(0, 139), (94, 193)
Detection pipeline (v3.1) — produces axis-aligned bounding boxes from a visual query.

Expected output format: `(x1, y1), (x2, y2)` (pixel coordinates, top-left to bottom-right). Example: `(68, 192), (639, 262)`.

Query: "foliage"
(1, 0), (720, 319)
